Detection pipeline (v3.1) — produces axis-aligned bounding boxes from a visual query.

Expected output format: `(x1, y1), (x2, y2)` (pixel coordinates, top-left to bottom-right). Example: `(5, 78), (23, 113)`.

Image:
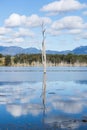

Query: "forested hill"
(0, 45), (87, 55)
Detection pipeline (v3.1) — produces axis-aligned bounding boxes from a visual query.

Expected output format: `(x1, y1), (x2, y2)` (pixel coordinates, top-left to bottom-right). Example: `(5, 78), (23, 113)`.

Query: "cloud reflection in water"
(0, 80), (87, 129)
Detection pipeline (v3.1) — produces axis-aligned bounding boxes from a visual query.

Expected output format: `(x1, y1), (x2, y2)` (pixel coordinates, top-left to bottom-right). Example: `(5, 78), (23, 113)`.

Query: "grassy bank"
(0, 53), (87, 66)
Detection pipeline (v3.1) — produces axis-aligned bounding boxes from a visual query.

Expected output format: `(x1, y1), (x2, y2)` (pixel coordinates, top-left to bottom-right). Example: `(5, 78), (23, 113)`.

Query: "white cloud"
(4, 13), (51, 28)
(0, 36), (24, 44)
(50, 16), (87, 36)
(52, 16), (85, 30)
(80, 32), (87, 39)
(41, 0), (87, 15)
(68, 29), (82, 34)
(5, 13), (26, 27)
(46, 16), (83, 36)
(14, 28), (34, 37)
(14, 37), (24, 43)
(83, 11), (87, 15)
(47, 28), (61, 36)
(47, 16), (87, 36)
(0, 36), (12, 43)
(0, 27), (12, 35)
(26, 14), (51, 27)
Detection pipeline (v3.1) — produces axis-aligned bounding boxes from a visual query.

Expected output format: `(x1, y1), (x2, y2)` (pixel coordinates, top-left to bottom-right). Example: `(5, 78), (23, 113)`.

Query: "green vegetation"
(14, 54), (42, 65)
(0, 53), (87, 66)
(4, 55), (11, 66)
(0, 54), (3, 58)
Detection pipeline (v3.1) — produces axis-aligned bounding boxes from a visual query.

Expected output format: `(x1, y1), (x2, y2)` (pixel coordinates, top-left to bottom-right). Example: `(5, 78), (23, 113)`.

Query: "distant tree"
(7, 53), (87, 66)
(0, 54), (3, 58)
(5, 55), (11, 66)
(0, 59), (2, 64)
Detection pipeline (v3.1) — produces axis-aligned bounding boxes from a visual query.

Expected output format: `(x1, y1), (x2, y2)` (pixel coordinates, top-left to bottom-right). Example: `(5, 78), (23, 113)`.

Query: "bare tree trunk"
(42, 23), (46, 73)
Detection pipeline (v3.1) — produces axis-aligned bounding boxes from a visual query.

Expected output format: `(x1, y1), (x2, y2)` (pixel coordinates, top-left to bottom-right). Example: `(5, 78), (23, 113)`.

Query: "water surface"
(0, 67), (87, 130)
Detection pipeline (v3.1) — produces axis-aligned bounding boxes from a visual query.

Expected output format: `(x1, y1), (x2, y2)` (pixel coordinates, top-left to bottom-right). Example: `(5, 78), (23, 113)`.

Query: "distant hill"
(0, 45), (87, 55)
(0, 46), (41, 55)
(71, 46), (87, 54)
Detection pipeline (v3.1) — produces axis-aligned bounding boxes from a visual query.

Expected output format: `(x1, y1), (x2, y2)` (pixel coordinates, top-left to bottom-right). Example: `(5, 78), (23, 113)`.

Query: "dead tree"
(41, 23), (46, 73)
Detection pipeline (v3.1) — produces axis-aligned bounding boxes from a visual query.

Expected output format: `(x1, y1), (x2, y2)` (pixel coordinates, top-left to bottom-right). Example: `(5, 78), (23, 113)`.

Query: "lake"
(0, 67), (87, 130)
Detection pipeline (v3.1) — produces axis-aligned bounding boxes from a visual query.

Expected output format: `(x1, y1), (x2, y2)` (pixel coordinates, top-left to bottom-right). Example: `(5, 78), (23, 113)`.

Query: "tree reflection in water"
(1, 73), (87, 129)
(42, 72), (46, 127)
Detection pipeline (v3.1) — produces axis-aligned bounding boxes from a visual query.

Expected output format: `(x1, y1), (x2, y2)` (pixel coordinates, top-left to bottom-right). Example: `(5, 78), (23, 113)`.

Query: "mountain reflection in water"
(0, 74), (87, 129)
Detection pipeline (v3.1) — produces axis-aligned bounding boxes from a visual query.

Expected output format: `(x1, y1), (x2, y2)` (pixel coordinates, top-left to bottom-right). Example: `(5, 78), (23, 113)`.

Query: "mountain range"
(0, 45), (87, 55)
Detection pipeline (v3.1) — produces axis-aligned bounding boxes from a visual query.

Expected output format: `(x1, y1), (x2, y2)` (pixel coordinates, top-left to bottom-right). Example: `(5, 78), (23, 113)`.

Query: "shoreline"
(1, 62), (87, 67)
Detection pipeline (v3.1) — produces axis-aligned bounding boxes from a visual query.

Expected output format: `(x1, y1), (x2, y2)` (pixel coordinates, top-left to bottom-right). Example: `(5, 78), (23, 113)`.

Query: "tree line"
(0, 53), (87, 66)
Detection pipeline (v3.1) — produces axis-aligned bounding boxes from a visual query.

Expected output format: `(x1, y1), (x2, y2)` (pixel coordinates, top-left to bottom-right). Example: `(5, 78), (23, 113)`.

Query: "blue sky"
(0, 0), (87, 51)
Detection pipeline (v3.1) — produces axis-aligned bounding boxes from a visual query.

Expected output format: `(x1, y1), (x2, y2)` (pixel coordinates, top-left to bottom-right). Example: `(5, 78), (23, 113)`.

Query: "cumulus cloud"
(52, 16), (85, 30)
(47, 16), (87, 36)
(0, 26), (27, 44)
(13, 37), (24, 43)
(26, 14), (51, 27)
(5, 13), (26, 27)
(47, 28), (61, 36)
(80, 32), (87, 39)
(41, 0), (87, 15)
(4, 13), (51, 28)
(13, 28), (34, 38)
(0, 36), (24, 44)
(50, 16), (87, 36)
(2, 13), (52, 47)
(68, 29), (82, 34)
(83, 11), (87, 16)
(0, 27), (12, 35)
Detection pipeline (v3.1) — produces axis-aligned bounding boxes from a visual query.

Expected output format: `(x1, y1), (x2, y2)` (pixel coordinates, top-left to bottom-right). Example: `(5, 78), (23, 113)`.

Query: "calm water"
(0, 67), (87, 130)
